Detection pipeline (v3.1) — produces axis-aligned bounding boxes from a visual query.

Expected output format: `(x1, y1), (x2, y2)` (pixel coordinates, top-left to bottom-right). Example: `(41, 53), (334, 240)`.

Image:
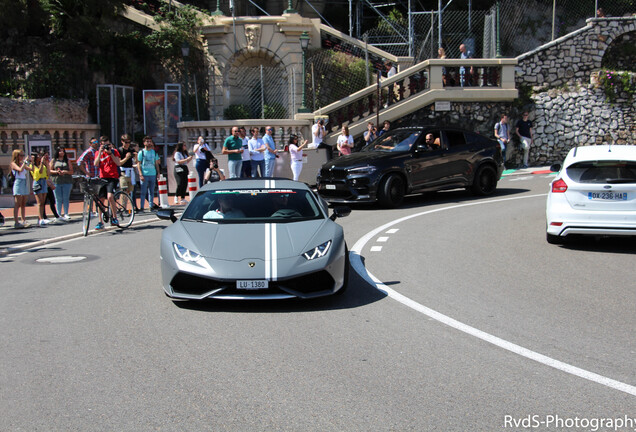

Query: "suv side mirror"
(157, 209), (177, 223)
(330, 206), (351, 220)
(550, 163), (562, 172)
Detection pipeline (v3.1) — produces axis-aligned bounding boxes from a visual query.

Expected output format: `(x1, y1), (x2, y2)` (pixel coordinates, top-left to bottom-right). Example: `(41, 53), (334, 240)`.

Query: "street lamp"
(298, 31), (310, 113)
(211, 0), (223, 16)
(181, 41), (192, 121)
(284, 0), (297, 14)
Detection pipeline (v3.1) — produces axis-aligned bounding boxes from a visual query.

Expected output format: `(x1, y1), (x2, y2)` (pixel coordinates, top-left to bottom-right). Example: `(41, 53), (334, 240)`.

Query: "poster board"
(65, 148), (77, 163)
(26, 134), (52, 157)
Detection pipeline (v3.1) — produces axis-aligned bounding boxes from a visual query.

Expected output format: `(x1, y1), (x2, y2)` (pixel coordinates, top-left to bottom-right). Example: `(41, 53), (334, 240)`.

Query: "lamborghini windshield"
(181, 189), (324, 223)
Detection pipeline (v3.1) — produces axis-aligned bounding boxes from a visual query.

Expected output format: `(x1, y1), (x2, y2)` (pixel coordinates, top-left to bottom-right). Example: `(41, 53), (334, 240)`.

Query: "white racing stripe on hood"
(264, 222), (278, 281)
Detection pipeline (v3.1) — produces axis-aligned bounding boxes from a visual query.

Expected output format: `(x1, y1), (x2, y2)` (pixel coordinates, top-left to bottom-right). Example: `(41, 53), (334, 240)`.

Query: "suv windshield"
(182, 189), (324, 223)
(567, 160), (636, 184)
(363, 130), (421, 152)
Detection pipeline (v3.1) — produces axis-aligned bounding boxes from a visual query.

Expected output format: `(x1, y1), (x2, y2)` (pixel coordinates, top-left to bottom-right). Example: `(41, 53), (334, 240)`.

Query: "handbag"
(33, 181), (42, 192)
(174, 165), (186, 174)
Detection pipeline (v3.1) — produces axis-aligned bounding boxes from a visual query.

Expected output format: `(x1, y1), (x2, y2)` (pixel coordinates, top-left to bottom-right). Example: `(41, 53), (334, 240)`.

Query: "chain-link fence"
(224, 65), (291, 119)
(355, 0), (634, 62)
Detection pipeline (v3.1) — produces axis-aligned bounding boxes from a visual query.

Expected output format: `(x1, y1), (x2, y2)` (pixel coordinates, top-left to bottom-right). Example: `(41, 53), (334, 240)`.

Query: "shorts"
(98, 178), (119, 198)
(13, 178), (28, 196)
(33, 178), (48, 194)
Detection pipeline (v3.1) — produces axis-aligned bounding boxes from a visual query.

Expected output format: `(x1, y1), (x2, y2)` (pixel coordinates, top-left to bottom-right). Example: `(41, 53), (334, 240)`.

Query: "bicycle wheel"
(112, 190), (135, 228)
(82, 195), (92, 237)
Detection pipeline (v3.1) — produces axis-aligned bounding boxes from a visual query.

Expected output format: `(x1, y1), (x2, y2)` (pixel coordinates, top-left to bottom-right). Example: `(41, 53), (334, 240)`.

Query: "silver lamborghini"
(157, 179), (351, 300)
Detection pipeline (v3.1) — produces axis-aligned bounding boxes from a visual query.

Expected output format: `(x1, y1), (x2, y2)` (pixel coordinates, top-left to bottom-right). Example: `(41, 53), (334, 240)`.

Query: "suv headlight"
(173, 243), (203, 263)
(347, 165), (377, 175)
(303, 240), (332, 260)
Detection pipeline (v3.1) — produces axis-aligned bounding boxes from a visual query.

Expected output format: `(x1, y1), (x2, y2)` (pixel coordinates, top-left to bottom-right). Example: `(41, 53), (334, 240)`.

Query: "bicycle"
(74, 175), (136, 236)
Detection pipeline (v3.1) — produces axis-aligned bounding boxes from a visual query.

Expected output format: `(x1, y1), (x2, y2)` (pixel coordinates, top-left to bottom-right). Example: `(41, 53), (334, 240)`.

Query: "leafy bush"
(597, 70), (636, 103)
(264, 102), (287, 119)
(224, 104), (250, 119)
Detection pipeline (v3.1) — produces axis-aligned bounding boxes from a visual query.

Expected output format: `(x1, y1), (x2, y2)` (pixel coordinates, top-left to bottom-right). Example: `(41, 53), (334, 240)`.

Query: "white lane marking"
(370, 246), (383, 252)
(350, 193), (636, 397)
(386, 229), (399, 234)
(508, 176), (533, 181)
(377, 236), (389, 242)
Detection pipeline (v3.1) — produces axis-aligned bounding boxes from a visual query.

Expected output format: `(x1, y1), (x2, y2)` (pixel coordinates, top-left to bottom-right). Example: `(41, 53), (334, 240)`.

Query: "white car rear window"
(566, 161), (636, 184)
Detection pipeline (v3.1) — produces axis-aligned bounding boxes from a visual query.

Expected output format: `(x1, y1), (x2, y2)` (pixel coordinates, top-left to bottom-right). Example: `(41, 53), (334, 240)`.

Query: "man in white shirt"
(239, 126), (251, 178)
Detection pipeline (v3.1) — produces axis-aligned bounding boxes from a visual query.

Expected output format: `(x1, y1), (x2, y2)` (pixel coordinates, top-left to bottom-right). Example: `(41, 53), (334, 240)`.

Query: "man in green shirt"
(222, 126), (243, 179)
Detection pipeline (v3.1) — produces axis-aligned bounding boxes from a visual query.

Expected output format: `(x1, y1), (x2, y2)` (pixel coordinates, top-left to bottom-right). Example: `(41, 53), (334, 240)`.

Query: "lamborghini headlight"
(303, 240), (332, 260)
(173, 243), (203, 264)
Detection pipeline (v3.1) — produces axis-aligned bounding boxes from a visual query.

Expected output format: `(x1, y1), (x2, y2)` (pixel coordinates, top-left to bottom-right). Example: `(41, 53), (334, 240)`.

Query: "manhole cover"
(36, 256), (88, 264)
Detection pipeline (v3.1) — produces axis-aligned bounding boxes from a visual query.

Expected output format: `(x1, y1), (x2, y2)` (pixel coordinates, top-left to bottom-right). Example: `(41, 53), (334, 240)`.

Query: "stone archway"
(601, 31), (636, 72)
(225, 48), (290, 119)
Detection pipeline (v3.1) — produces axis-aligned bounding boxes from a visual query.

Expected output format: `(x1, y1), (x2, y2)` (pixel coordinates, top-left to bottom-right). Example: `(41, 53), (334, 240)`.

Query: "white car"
(546, 145), (636, 244)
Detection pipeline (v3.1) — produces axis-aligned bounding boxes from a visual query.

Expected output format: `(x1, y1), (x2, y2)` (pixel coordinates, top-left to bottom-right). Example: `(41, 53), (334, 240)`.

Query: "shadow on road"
(555, 236), (636, 254)
(172, 266), (387, 313)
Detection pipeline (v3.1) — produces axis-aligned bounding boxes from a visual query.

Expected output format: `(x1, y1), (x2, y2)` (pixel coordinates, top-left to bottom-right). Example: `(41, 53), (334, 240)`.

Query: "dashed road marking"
(377, 236), (389, 242)
(351, 193), (636, 397)
(370, 246), (383, 252)
(386, 229), (399, 234)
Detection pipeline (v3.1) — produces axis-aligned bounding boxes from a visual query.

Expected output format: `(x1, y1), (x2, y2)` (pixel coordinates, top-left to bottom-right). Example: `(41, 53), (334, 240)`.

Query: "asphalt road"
(1, 174), (634, 431)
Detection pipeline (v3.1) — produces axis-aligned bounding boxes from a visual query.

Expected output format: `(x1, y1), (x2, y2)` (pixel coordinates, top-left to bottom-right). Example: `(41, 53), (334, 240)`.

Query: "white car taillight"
(551, 179), (568, 193)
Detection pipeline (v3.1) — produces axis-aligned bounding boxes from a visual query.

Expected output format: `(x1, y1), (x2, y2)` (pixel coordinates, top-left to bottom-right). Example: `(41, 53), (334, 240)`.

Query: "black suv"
(316, 126), (504, 207)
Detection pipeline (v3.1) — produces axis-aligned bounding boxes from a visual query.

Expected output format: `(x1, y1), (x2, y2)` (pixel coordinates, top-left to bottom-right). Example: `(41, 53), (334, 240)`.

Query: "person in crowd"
(193, 136), (211, 187)
(337, 126), (354, 156)
(363, 122), (377, 147)
(204, 154), (226, 184)
(596, 8), (606, 17)
(94, 136), (122, 228)
(262, 126), (278, 177)
(137, 136), (161, 212)
(438, 47), (453, 87)
(222, 127), (243, 179)
(289, 134), (308, 182)
(10, 149), (32, 228)
(42, 152), (59, 221)
(130, 142), (141, 211)
(459, 43), (474, 87)
(31, 151), (50, 226)
(172, 142), (192, 205)
(239, 126), (252, 178)
(378, 120), (391, 137)
(385, 60), (397, 105)
(494, 113), (511, 165)
(117, 134), (137, 199)
(312, 119), (332, 160)
(77, 137), (100, 179)
(248, 127), (266, 177)
(49, 146), (74, 222)
(515, 111), (534, 168)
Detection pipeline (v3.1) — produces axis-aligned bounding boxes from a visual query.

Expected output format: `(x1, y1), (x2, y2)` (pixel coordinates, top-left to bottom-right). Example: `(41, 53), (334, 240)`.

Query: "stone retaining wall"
(0, 97), (90, 124)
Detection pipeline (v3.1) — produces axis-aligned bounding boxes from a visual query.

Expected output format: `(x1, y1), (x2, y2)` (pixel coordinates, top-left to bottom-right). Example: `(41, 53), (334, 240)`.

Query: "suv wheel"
(378, 174), (405, 208)
(471, 165), (498, 196)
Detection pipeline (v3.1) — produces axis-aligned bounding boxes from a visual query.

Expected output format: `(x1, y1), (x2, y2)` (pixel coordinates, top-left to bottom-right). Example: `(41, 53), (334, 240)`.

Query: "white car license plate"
(237, 280), (268, 290)
(588, 192), (628, 201)
(325, 184), (336, 190)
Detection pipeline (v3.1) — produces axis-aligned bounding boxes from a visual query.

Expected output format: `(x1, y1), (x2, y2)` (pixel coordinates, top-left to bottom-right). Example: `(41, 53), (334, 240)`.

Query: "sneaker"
(38, 220), (48, 227)
(174, 197), (179, 205)
(41, 219), (51, 225)
(90, 212), (98, 217)
(14, 222), (24, 229)
(22, 221), (30, 228)
(95, 222), (105, 230)
(61, 215), (71, 221)
(151, 204), (160, 210)
(111, 218), (119, 226)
